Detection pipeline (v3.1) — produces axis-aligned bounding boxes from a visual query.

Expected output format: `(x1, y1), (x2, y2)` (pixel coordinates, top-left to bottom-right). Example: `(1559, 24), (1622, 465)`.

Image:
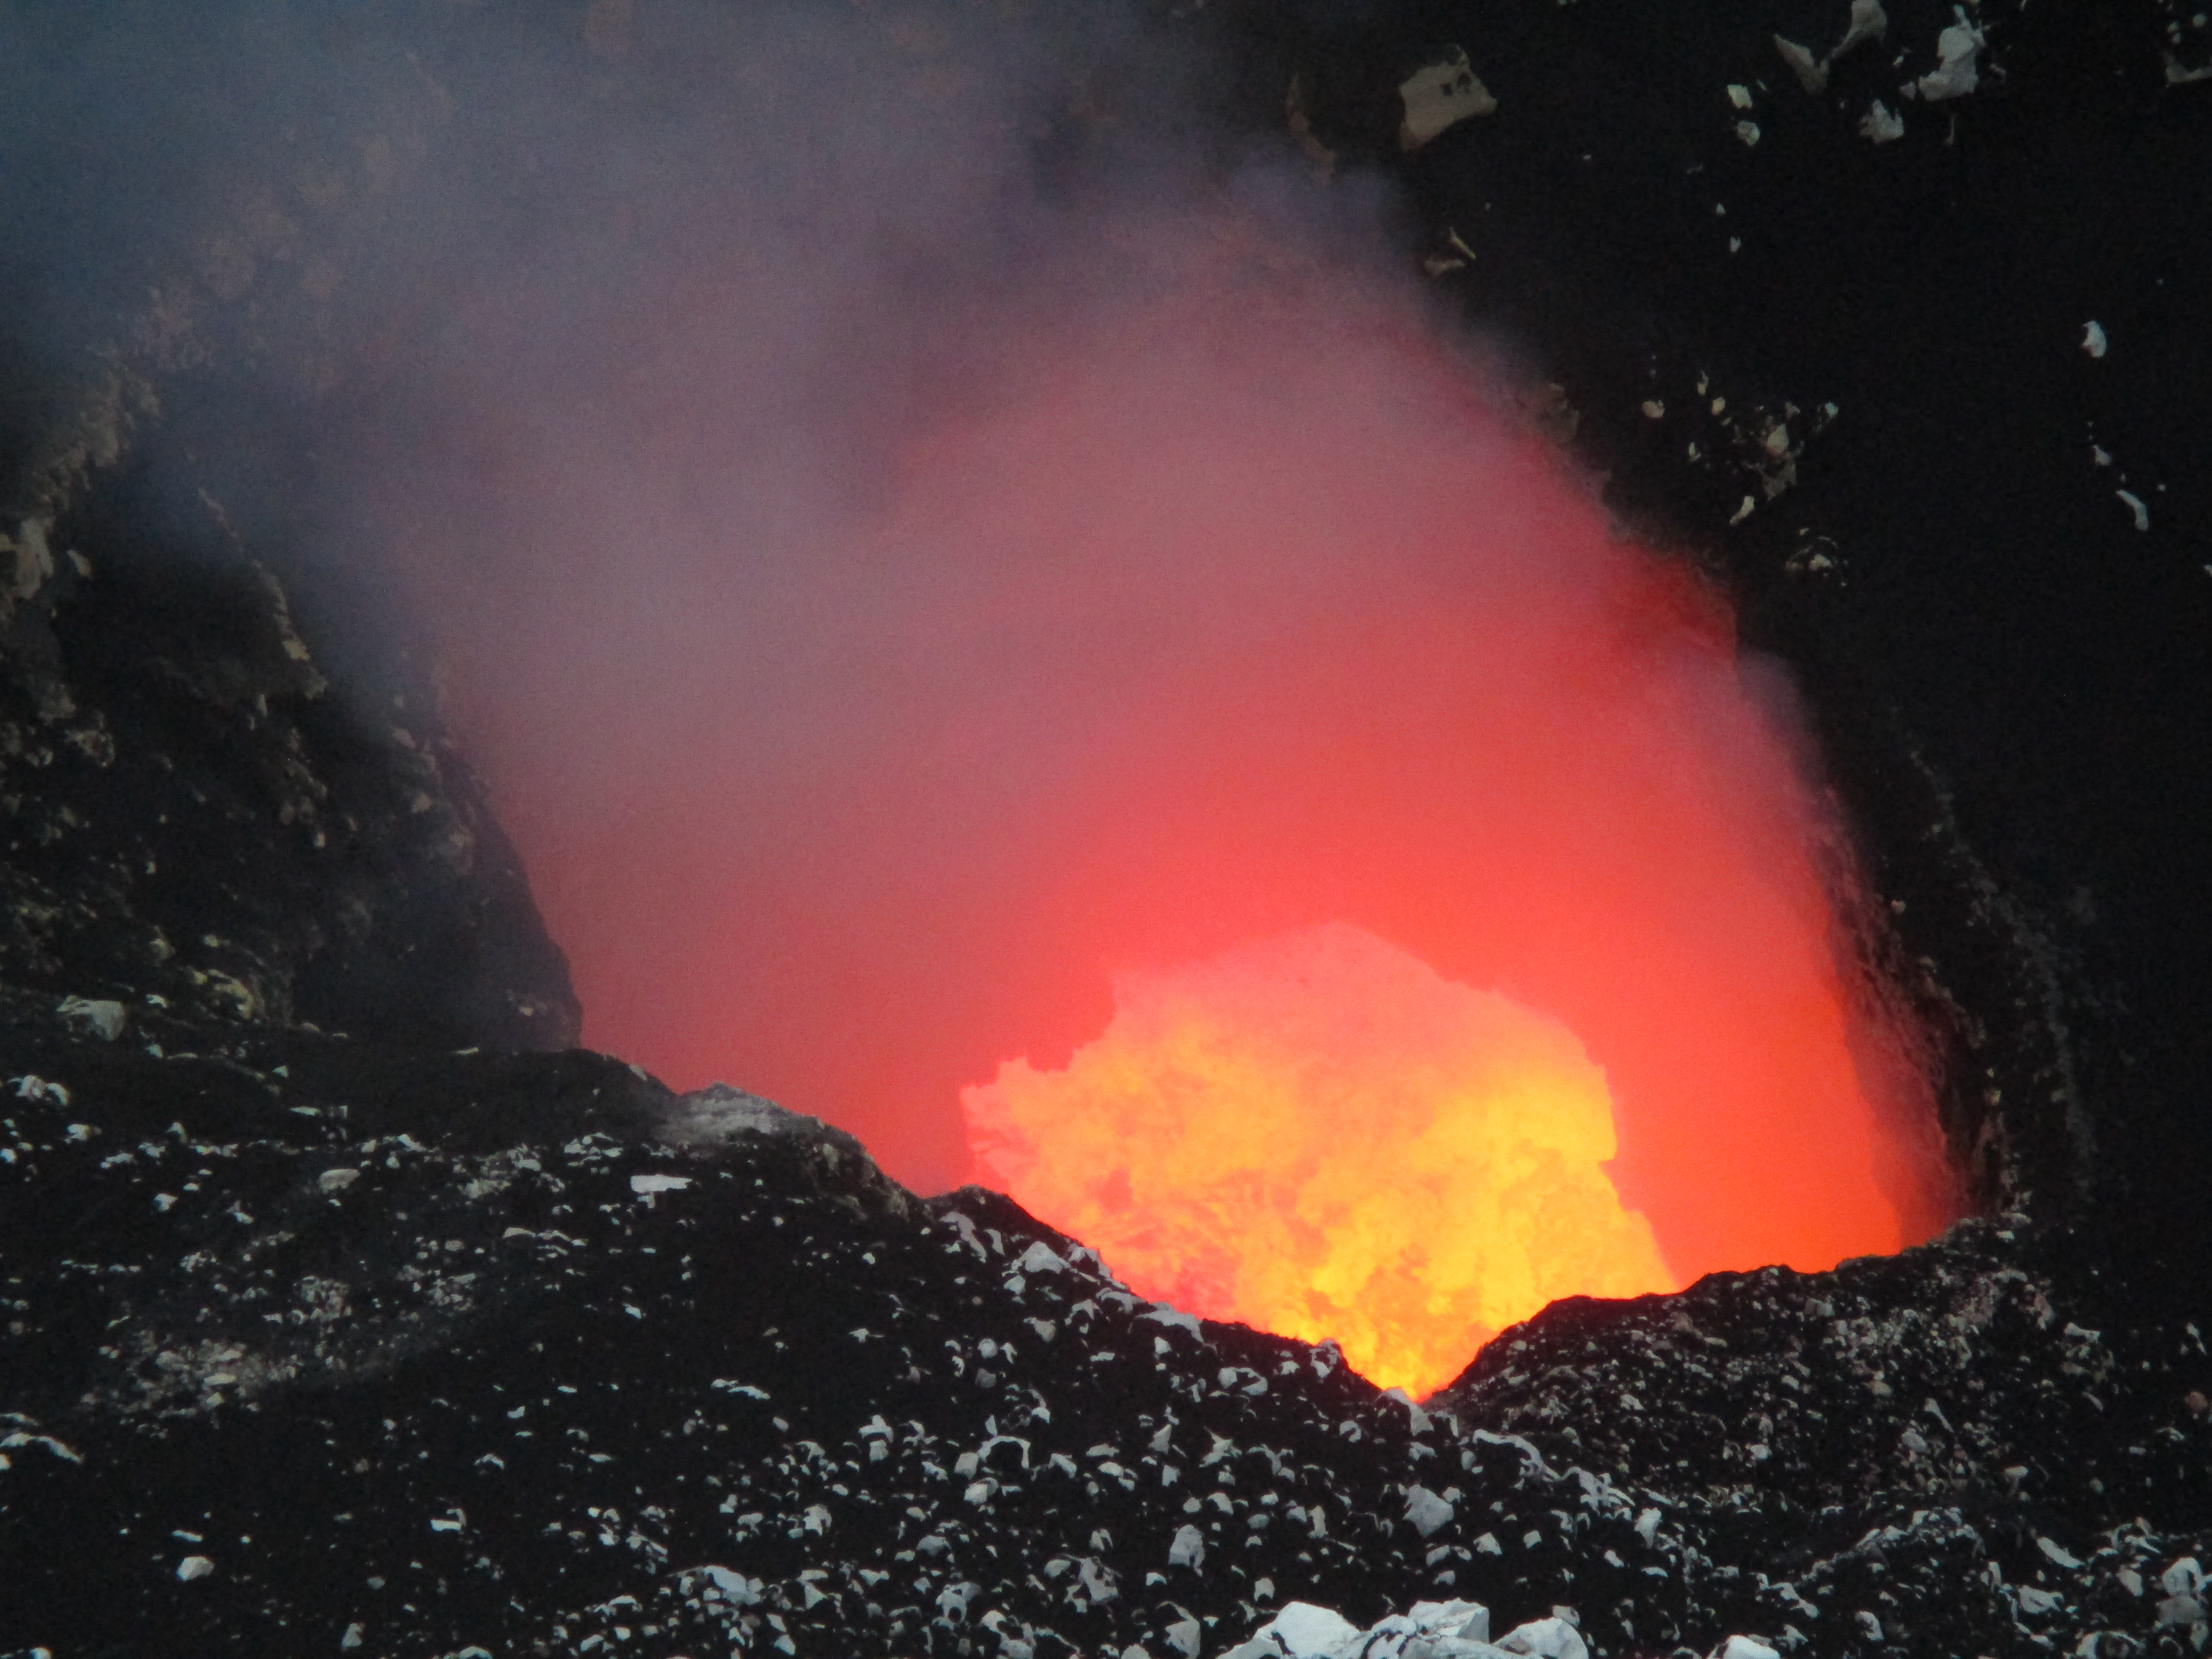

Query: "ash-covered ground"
(2, 995), (2208, 1658)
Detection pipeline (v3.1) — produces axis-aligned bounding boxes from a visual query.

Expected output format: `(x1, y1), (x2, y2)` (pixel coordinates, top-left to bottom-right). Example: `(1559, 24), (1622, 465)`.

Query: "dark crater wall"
(1210, 0), (2212, 1268)
(0, 452), (580, 1054)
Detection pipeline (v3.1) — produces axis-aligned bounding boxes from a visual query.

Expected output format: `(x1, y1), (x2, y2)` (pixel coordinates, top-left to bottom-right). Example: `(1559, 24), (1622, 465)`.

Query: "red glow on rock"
(966, 924), (1677, 1398)
(436, 240), (1954, 1380)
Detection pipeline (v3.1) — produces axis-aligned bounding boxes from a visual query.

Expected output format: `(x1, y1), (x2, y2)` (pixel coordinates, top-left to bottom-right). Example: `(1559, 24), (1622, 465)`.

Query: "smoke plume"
(1, 0), (1957, 1305)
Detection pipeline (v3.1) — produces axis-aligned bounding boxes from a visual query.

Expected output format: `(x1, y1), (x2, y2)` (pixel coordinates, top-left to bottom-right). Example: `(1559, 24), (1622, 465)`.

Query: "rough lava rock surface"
(3, 1025), (2209, 1657)
(0, 457), (579, 1054)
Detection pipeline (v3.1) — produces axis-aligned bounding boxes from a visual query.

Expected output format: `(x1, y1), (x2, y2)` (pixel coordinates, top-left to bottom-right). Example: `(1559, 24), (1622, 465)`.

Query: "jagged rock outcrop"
(5, 1025), (2209, 1656)
(0, 461), (578, 1053)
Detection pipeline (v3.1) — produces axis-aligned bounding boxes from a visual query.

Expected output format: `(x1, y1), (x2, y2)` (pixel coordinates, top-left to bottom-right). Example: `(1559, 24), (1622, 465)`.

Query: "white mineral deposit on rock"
(1774, 36), (1828, 94)
(58, 997), (127, 1041)
(1404, 1485), (1455, 1537)
(1861, 100), (1906, 143)
(1916, 18), (1986, 101)
(1837, 0), (1889, 58)
(1399, 48), (1497, 151)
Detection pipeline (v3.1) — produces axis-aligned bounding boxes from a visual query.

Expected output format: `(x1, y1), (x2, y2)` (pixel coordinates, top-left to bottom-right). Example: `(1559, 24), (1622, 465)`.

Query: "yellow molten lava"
(961, 924), (1677, 1397)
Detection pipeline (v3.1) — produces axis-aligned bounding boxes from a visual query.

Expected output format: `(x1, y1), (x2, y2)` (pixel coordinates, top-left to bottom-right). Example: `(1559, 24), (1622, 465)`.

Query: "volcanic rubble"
(1, 963), (2209, 1659)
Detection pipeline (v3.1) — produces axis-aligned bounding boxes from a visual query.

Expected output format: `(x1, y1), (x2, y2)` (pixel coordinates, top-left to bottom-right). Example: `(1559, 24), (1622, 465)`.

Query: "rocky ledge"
(2, 981), (2207, 1658)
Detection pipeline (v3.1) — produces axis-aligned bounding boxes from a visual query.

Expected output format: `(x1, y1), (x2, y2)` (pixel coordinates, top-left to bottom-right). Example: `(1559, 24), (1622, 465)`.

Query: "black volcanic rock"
(1440, 1221), (2212, 1656)
(0, 457), (579, 1054)
(0, 1038), (1471, 1656)
(5, 1028), (2209, 1658)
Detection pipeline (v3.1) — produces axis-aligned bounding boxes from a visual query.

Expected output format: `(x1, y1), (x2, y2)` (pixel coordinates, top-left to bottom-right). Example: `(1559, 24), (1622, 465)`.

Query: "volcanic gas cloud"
(964, 924), (1676, 1398)
(343, 9), (1954, 1396)
(428, 243), (1950, 1394)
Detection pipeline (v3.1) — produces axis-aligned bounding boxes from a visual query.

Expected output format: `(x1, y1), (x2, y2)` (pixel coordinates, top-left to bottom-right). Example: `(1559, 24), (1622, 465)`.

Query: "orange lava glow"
(419, 218), (1958, 1385)
(964, 924), (1676, 1397)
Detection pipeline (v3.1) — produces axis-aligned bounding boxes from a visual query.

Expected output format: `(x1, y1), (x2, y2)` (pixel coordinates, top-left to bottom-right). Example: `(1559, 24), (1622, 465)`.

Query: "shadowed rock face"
(0, 450), (580, 1054)
(3, 3), (2211, 1658)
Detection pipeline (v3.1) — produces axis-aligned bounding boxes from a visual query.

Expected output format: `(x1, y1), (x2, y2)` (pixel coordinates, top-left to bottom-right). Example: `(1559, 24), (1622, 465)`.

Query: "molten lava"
(407, 209), (1954, 1386)
(964, 924), (1675, 1398)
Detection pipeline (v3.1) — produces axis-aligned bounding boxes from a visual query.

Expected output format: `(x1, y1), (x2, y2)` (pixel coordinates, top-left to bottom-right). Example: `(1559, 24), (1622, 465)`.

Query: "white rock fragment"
(1253, 1602), (1361, 1657)
(1404, 1485), (1455, 1537)
(59, 996), (127, 1041)
(2082, 321), (2109, 358)
(3, 516), (55, 608)
(2163, 1559), (2204, 1597)
(1735, 120), (1762, 147)
(1168, 1523), (1206, 1569)
(1916, 18), (1985, 101)
(0, 1431), (81, 1465)
(629, 1172), (693, 1196)
(341, 1623), (365, 1649)
(13, 1074), (67, 1106)
(2117, 489), (2151, 531)
(1016, 1240), (1068, 1275)
(1860, 100), (1906, 143)
(2039, 1535), (2084, 1570)
(660, 1082), (819, 1145)
(1729, 496), (1756, 526)
(1838, 0), (1889, 58)
(176, 1555), (216, 1581)
(1498, 1615), (1589, 1659)
(318, 1168), (360, 1192)
(1078, 1557), (1119, 1604)
(1727, 83), (1755, 109)
(1774, 36), (1828, 94)
(702, 1565), (763, 1604)
(1641, 399), (1665, 419)
(1636, 1506), (1663, 1546)
(1712, 1640), (1782, 1659)
(1399, 47), (1498, 151)
(1777, 0), (1885, 95)
(1419, 1602), (1492, 1644)
(2159, 1593), (2209, 1627)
